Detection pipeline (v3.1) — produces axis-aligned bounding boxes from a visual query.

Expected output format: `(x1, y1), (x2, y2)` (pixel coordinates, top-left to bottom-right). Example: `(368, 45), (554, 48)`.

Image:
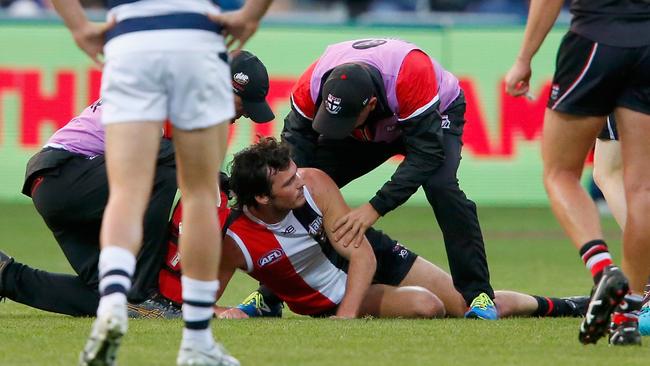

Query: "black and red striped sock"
(532, 296), (581, 317)
(579, 239), (613, 284)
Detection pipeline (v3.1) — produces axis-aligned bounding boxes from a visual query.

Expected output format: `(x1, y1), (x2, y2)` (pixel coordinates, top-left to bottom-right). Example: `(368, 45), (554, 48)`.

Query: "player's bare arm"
(209, 0), (274, 52)
(505, 0), (564, 96)
(215, 236), (247, 301)
(301, 168), (376, 318)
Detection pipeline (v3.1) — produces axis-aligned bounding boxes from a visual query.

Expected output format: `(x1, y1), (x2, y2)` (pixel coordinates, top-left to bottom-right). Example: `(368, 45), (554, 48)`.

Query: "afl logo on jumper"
(352, 39), (388, 49)
(326, 94), (342, 114)
(258, 249), (284, 267)
(234, 72), (249, 86)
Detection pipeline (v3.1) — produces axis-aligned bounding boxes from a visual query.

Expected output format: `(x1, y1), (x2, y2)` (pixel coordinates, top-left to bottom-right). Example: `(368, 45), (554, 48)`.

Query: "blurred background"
(0, 0), (603, 209)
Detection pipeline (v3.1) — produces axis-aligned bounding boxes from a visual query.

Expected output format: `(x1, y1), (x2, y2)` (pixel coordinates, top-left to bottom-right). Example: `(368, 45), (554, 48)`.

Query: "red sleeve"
(290, 59), (319, 120)
(395, 50), (439, 120)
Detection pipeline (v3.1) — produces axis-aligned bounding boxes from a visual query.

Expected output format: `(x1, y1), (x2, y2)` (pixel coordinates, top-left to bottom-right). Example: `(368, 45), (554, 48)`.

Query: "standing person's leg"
(615, 107), (650, 295)
(542, 111), (609, 264)
(173, 124), (235, 363)
(168, 46), (238, 365)
(80, 121), (163, 364)
(421, 130), (494, 316)
(593, 138), (626, 228)
(130, 161), (177, 302)
(541, 110), (631, 344)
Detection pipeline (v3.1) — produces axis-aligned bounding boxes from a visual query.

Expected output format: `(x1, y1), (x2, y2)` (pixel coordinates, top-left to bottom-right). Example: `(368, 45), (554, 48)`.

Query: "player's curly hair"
(229, 136), (292, 209)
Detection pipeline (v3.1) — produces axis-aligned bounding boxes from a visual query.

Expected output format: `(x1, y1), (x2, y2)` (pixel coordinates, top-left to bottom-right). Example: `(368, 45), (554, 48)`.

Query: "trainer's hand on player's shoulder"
(504, 57), (532, 97)
(216, 307), (250, 319)
(71, 18), (116, 67)
(333, 203), (379, 249)
(209, 10), (260, 53)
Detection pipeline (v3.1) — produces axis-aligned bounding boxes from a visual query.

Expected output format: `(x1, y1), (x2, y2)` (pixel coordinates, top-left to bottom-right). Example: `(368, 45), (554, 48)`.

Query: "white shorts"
(101, 31), (234, 130)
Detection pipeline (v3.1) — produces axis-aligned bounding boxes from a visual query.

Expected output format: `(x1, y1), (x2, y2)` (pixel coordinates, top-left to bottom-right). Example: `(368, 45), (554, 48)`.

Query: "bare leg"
(173, 123), (228, 281)
(359, 284), (445, 318)
(542, 109), (606, 249)
(494, 291), (539, 317)
(593, 139), (626, 228)
(101, 122), (163, 254)
(398, 257), (467, 317)
(616, 107), (650, 294)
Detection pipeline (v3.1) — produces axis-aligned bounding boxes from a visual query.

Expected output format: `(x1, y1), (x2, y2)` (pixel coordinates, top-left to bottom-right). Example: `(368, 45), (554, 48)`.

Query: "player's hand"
(504, 58), (532, 97)
(216, 307), (250, 319)
(333, 203), (379, 248)
(71, 18), (116, 67)
(208, 10), (260, 53)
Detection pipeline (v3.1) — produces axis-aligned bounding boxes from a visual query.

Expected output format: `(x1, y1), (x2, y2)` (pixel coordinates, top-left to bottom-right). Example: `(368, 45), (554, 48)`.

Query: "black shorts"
(365, 228), (418, 286)
(323, 227), (418, 288)
(311, 228), (419, 318)
(548, 31), (650, 116)
(597, 115), (619, 141)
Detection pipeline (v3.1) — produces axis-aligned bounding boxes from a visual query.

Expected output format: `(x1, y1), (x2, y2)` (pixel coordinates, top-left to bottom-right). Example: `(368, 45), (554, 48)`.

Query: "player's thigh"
(359, 284), (444, 318)
(167, 50), (234, 131)
(172, 123), (228, 197)
(398, 257), (466, 317)
(615, 107), (650, 196)
(541, 110), (604, 176)
(104, 122), (164, 208)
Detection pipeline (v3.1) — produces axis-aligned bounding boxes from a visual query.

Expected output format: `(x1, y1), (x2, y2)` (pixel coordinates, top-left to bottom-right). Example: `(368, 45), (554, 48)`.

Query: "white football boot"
(177, 342), (240, 366)
(79, 302), (128, 366)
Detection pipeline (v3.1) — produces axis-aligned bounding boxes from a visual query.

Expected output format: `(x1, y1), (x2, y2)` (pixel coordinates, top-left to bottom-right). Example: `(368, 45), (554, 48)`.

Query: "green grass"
(1, 203), (646, 365)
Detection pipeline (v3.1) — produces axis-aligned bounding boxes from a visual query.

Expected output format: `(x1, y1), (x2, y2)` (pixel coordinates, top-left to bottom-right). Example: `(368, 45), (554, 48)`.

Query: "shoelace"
(241, 292), (264, 308)
(470, 294), (493, 310)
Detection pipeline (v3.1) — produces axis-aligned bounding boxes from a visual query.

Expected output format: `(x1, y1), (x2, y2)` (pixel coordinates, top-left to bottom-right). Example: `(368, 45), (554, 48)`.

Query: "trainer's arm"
(281, 109), (320, 167)
(304, 169), (376, 318)
(369, 109), (445, 216)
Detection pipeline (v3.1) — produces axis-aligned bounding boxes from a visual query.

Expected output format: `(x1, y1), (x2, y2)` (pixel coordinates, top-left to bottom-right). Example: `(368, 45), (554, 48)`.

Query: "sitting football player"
(185, 137), (588, 319)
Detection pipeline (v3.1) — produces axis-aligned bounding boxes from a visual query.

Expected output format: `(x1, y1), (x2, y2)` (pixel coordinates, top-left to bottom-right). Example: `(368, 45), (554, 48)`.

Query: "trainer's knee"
(408, 288), (446, 318)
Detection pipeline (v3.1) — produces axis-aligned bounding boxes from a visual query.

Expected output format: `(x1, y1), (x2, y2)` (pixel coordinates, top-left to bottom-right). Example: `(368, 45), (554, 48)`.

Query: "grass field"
(1, 202), (648, 365)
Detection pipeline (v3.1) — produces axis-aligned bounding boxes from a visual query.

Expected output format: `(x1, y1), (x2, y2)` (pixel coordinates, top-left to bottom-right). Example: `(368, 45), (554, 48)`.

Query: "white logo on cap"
(234, 72), (249, 86)
(325, 94), (342, 114)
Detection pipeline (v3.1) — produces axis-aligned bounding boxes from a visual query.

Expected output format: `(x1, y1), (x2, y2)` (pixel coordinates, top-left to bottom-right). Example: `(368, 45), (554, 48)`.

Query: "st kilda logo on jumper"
(326, 93), (342, 114)
(258, 249), (284, 267)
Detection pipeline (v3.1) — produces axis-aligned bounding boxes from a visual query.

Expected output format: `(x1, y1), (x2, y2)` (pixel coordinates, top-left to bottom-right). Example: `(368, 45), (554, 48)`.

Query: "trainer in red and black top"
(280, 38), (497, 319)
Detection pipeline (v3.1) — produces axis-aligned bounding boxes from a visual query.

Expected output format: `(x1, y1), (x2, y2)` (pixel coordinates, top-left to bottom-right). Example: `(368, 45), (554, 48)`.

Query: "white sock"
(96, 246), (136, 316)
(181, 276), (219, 348)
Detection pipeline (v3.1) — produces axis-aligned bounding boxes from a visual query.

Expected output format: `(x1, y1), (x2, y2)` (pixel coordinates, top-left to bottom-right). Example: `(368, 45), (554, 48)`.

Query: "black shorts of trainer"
(597, 115), (619, 141)
(548, 31), (650, 116)
(310, 227), (419, 318)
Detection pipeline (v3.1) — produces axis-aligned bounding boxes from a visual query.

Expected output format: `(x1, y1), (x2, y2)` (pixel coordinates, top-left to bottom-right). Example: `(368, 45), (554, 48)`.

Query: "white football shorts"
(101, 30), (234, 130)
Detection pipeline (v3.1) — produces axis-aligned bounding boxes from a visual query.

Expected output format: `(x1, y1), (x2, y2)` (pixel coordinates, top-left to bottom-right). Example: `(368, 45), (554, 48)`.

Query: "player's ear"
(368, 96), (378, 111)
(254, 194), (270, 206)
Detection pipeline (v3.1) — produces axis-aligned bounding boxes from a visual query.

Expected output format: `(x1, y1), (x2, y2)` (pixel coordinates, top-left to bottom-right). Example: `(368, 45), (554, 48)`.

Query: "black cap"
(231, 50), (274, 123)
(312, 63), (374, 139)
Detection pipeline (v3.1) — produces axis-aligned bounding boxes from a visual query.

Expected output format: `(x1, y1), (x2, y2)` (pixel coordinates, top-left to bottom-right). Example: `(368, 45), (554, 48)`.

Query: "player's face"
(268, 161), (306, 210)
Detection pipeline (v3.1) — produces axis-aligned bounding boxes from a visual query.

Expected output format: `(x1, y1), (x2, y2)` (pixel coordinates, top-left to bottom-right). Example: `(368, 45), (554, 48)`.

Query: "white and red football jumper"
(226, 186), (348, 316)
(158, 190), (231, 304)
